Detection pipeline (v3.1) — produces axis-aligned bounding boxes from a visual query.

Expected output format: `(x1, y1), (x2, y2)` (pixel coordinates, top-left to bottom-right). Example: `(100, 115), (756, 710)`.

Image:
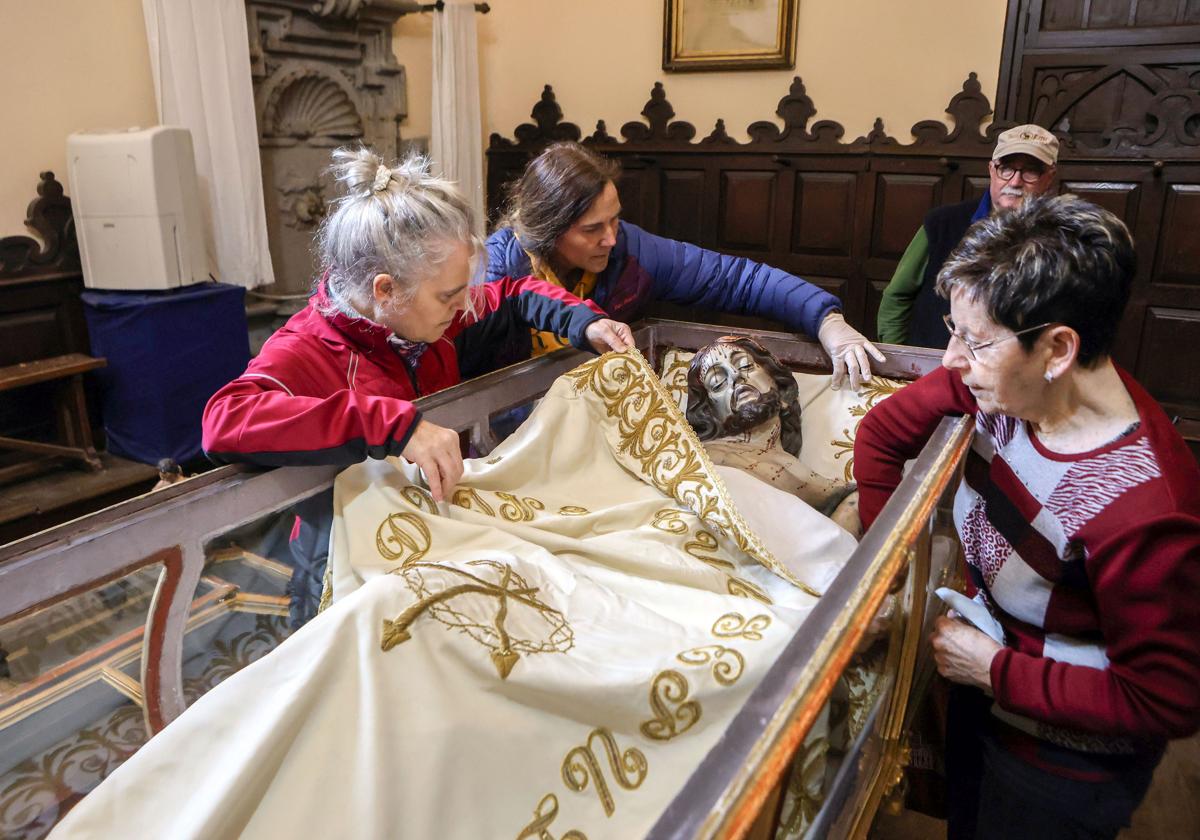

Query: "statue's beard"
(718, 386), (781, 437)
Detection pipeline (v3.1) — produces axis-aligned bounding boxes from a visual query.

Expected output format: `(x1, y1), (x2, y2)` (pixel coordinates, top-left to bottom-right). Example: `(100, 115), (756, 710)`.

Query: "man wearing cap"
(876, 124), (1059, 348)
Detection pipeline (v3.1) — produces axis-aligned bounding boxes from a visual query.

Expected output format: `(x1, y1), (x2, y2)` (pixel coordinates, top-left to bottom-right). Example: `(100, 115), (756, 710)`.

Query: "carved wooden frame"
(663, 0), (799, 73)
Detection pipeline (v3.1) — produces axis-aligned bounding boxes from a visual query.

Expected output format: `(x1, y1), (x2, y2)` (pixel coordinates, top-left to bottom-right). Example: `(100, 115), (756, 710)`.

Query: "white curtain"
(142, 0), (274, 288)
(431, 0), (484, 238)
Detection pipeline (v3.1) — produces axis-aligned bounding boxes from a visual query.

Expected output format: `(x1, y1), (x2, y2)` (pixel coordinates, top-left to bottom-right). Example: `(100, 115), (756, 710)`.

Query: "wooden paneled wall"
(486, 74), (1200, 440)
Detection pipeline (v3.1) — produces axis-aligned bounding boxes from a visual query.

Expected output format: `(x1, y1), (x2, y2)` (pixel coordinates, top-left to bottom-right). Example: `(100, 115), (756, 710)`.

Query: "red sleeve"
(853, 366), (976, 528)
(201, 339), (420, 467)
(991, 510), (1200, 740)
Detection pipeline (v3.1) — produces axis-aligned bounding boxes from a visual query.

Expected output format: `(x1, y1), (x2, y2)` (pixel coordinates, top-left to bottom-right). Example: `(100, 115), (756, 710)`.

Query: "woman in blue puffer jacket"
(478, 142), (884, 389)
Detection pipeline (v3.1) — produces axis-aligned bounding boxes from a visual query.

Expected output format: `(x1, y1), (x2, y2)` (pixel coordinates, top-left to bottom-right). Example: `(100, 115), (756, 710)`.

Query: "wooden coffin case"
(0, 320), (969, 838)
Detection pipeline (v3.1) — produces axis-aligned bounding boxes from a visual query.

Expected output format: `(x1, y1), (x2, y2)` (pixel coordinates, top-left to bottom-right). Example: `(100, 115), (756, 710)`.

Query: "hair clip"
(372, 165), (392, 193)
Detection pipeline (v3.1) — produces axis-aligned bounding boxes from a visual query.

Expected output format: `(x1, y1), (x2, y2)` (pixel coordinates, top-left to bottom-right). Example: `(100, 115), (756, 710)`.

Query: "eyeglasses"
(992, 161), (1050, 184)
(943, 315), (1051, 361)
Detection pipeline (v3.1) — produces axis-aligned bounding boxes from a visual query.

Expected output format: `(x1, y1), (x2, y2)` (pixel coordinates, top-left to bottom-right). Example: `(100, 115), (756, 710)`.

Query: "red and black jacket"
(201, 277), (604, 466)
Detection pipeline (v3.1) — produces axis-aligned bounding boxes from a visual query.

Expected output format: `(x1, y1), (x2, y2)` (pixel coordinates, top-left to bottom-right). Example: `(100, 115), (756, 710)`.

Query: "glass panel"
(795, 571), (911, 838)
(179, 487), (335, 703)
(0, 567), (159, 692)
(0, 564), (163, 839)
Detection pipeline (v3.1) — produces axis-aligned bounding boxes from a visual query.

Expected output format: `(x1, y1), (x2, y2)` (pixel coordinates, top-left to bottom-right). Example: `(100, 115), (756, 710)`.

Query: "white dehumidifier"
(68, 126), (211, 291)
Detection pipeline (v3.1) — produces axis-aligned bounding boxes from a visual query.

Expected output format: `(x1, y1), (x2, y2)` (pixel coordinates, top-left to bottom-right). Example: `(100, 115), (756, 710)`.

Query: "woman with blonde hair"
(203, 147), (632, 499)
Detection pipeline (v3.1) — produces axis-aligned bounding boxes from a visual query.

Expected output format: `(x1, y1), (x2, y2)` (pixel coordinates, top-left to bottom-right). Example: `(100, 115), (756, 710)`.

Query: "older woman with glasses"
(855, 195), (1200, 840)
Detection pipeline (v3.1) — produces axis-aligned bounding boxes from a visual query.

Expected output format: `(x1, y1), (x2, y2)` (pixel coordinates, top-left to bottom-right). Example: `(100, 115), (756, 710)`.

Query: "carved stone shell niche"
(246, 0), (414, 295)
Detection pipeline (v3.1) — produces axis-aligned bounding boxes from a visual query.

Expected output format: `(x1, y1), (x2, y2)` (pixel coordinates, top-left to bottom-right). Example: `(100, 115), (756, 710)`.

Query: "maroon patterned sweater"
(855, 365), (1200, 774)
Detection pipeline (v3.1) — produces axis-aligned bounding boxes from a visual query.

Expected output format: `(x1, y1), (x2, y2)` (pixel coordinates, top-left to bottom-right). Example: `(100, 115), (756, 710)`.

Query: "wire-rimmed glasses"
(942, 314), (1051, 361)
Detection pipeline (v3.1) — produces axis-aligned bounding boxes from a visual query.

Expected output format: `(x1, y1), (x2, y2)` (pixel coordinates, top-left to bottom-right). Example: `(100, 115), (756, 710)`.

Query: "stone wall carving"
(245, 0), (418, 295)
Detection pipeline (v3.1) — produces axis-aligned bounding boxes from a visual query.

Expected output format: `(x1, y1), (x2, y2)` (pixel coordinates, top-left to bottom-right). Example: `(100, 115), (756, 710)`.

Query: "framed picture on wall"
(663, 0), (798, 72)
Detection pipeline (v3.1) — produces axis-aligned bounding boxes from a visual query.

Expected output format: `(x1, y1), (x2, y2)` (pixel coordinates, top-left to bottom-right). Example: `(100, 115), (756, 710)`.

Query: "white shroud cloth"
(52, 351), (854, 839)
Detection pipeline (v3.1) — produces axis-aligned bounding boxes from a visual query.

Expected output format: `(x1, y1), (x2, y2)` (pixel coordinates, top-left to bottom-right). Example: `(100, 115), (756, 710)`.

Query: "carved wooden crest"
(0, 173), (80, 279)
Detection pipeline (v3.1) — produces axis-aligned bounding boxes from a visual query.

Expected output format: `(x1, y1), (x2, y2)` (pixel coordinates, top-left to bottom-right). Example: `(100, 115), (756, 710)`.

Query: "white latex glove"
(816, 311), (886, 391)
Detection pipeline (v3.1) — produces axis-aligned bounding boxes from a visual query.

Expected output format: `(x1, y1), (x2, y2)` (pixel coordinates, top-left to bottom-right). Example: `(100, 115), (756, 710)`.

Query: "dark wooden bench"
(0, 353), (106, 481)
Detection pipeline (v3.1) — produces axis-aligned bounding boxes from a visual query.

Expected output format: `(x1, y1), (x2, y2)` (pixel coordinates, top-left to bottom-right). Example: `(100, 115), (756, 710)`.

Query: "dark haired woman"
(854, 195), (1200, 840)
(202, 147), (633, 500)
(482, 142), (884, 390)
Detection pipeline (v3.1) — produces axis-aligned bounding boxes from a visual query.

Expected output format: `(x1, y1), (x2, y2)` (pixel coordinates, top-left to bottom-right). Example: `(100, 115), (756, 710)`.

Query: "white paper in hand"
(935, 587), (1005, 644)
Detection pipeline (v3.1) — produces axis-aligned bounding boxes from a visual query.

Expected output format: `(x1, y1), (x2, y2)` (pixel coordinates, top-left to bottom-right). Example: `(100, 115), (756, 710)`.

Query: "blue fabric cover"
(82, 283), (249, 464)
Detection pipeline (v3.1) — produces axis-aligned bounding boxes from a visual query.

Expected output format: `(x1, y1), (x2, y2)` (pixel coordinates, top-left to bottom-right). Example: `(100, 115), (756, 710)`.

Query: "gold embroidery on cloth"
(557, 505), (589, 516)
(451, 487), (497, 517)
(381, 561), (573, 678)
(650, 508), (689, 535)
(727, 577), (773, 604)
(684, 530), (735, 570)
(497, 492), (546, 522)
(675, 645), (745, 686)
(712, 612), (772, 641)
(561, 728), (648, 817)
(317, 556), (334, 614)
(658, 351), (691, 406)
(639, 670), (701, 741)
(830, 427), (856, 483)
(515, 793), (588, 840)
(829, 376), (905, 482)
(565, 350), (811, 593)
(376, 513), (432, 564)
(778, 735), (832, 836)
(401, 486), (439, 514)
(848, 376), (905, 416)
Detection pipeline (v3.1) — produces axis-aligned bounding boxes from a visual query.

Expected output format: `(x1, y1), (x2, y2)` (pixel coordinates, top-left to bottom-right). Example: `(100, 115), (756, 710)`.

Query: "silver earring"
(1044, 371), (1053, 383)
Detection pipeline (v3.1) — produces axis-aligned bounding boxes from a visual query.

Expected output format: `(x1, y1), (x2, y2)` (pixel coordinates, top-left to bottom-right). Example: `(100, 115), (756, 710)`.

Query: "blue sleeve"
(484, 227), (532, 283)
(621, 222), (841, 337)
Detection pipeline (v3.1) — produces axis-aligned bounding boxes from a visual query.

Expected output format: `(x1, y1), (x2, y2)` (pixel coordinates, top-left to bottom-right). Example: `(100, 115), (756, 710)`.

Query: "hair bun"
(328, 146), (386, 197)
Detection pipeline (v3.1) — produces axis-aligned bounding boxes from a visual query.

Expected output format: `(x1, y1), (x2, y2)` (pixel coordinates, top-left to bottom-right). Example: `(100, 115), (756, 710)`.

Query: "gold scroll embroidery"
(557, 505), (589, 516)
(516, 793), (588, 840)
(650, 508), (689, 535)
(639, 670), (701, 741)
(400, 485), (438, 515)
(451, 487), (496, 517)
(451, 489), (547, 522)
(684, 530), (735, 570)
(561, 728), (648, 817)
(712, 612), (772, 641)
(497, 492), (546, 522)
(727, 577), (773, 604)
(675, 645), (745, 686)
(375, 512), (432, 564)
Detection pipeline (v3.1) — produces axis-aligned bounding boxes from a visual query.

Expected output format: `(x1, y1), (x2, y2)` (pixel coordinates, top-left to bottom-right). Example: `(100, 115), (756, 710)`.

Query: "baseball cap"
(992, 124), (1059, 166)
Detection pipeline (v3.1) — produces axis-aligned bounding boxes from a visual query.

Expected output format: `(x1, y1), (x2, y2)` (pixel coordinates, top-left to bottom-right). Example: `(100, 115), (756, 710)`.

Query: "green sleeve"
(876, 227), (930, 345)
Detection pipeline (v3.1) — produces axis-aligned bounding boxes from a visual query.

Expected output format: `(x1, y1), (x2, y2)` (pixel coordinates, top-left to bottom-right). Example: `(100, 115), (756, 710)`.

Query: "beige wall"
(0, 0), (1007, 237)
(0, 0), (157, 238)
(395, 0), (1008, 146)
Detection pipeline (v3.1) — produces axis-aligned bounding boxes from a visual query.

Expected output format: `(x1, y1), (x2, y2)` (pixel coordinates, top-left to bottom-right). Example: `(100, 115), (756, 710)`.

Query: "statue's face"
(697, 343), (779, 426)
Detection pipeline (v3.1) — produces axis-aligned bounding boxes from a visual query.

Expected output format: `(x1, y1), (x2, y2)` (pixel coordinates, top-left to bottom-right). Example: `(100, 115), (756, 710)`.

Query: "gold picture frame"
(663, 0), (798, 72)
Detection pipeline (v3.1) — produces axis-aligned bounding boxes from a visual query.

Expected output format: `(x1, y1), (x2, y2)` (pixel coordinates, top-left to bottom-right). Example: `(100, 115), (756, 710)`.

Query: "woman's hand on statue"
(930, 614), (1002, 692)
(585, 318), (636, 353)
(400, 419), (463, 502)
(817, 312), (886, 391)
